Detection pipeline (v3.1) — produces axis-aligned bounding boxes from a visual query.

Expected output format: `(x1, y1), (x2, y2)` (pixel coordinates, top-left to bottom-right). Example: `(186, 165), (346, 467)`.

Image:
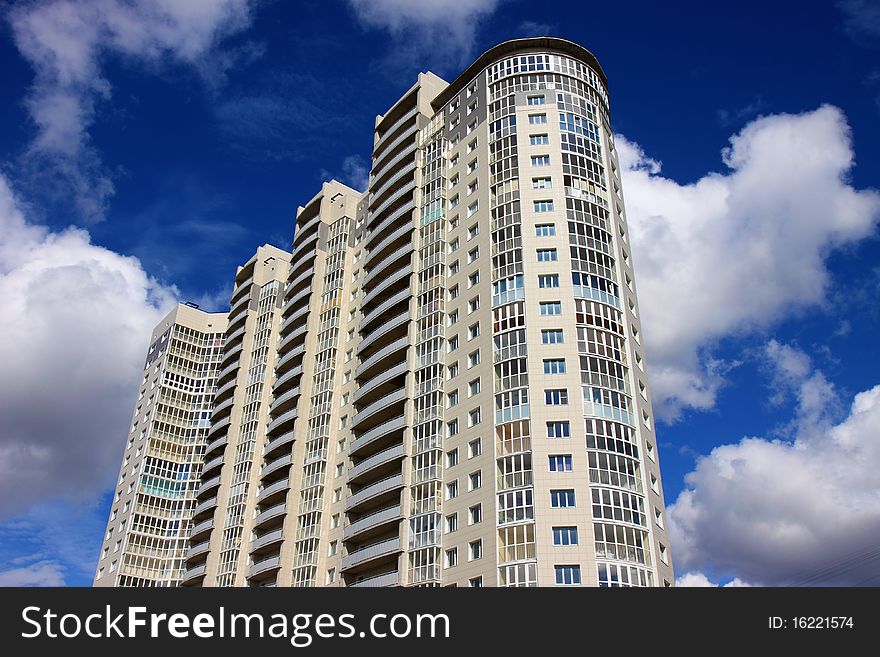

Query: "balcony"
(372, 125), (417, 172)
(197, 475), (222, 496)
(369, 160), (415, 209)
(213, 377), (237, 403)
(189, 518), (214, 541)
(185, 540), (211, 561)
(274, 344), (306, 376)
(366, 197), (415, 247)
(341, 537), (401, 571)
(266, 408), (297, 437)
(269, 385), (300, 416)
(228, 289), (251, 320)
(224, 324), (247, 348)
(192, 495), (218, 519)
(203, 436), (227, 458)
(348, 444), (406, 484)
(221, 340), (243, 368)
(216, 359), (240, 385)
(370, 146), (417, 198)
(343, 504), (402, 541)
(253, 501), (286, 527)
(362, 264), (412, 309)
(374, 107), (418, 154)
(201, 454), (225, 477)
(261, 453), (292, 479)
(285, 266), (314, 297)
(351, 387), (407, 431)
(365, 225), (414, 272)
(273, 365), (303, 392)
(276, 323), (307, 355)
(349, 570), (400, 588)
(356, 336), (409, 381)
(282, 285), (311, 318)
(181, 564), (206, 584)
(256, 477), (290, 505)
(206, 415), (231, 441)
(248, 555), (281, 579)
(211, 395), (234, 420)
(250, 528), (284, 553)
(263, 430), (295, 459)
(350, 415), (406, 456)
(280, 306), (311, 341)
(345, 473), (404, 512)
(355, 362), (409, 406)
(359, 311), (410, 353)
(360, 288), (411, 333)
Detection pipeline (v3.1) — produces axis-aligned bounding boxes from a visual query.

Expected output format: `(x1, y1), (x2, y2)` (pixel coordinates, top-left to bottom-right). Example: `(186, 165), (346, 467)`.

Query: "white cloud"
(668, 342), (880, 585)
(675, 572), (752, 587)
(619, 105), (880, 420)
(0, 173), (177, 516)
(321, 155), (370, 193)
(347, 0), (500, 66)
(0, 559), (65, 586)
(9, 0), (256, 220)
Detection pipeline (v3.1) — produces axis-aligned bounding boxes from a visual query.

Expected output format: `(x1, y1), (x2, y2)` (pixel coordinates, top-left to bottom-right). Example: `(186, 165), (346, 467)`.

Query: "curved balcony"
(203, 436), (227, 459)
(366, 204), (415, 252)
(349, 570), (400, 588)
(256, 477), (290, 506)
(348, 444), (406, 484)
(273, 344), (306, 378)
(268, 385), (300, 416)
(351, 387), (408, 432)
(197, 475), (222, 497)
(354, 362), (408, 407)
(289, 234), (319, 275)
(341, 536), (402, 572)
(261, 453), (292, 480)
(185, 540), (211, 561)
(263, 430), (295, 459)
(293, 211), (321, 248)
(253, 502), (287, 530)
(372, 124), (416, 172)
(213, 377), (237, 404)
(367, 195), (415, 235)
(273, 365), (303, 393)
(359, 310), (410, 353)
(201, 454), (225, 478)
(282, 285), (311, 318)
(266, 408), (297, 438)
(370, 179), (416, 223)
(279, 304), (310, 336)
(206, 415), (231, 441)
(344, 504), (402, 542)
(374, 107), (418, 155)
(191, 495), (218, 520)
(362, 264), (412, 309)
(228, 289), (251, 320)
(220, 341), (243, 368)
(345, 473), (405, 512)
(360, 288), (411, 334)
(224, 324), (247, 348)
(350, 415), (406, 457)
(215, 359), (240, 385)
(189, 518), (214, 541)
(369, 158), (415, 208)
(356, 336), (409, 381)
(250, 528), (284, 554)
(370, 145), (417, 198)
(276, 323), (307, 356)
(248, 555), (281, 579)
(211, 395), (234, 420)
(181, 564), (206, 584)
(286, 266), (315, 298)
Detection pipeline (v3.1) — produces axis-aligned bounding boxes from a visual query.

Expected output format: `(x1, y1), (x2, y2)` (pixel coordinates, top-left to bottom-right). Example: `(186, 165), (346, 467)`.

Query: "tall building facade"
(94, 303), (226, 586)
(106, 37), (674, 588)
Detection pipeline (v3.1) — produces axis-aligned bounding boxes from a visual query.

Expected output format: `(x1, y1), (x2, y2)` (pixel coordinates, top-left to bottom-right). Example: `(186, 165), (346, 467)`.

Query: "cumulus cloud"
(0, 173), (177, 516)
(619, 105), (880, 420)
(675, 572), (752, 587)
(8, 0), (256, 220)
(668, 342), (880, 585)
(347, 0), (501, 67)
(0, 559), (65, 586)
(321, 155), (370, 192)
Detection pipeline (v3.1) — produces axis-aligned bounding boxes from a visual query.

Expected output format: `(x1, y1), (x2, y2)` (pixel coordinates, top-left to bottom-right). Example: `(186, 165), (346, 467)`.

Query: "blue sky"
(0, 0), (878, 587)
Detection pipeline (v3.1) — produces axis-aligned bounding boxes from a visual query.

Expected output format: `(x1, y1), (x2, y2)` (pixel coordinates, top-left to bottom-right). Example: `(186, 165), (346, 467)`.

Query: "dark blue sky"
(0, 0), (878, 586)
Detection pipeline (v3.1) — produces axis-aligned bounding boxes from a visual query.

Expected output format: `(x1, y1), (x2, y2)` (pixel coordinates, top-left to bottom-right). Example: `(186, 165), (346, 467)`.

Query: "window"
(447, 390), (459, 407)
(468, 247), (480, 263)
(332, 488), (342, 503)
(449, 260), (460, 275)
(532, 176), (552, 189)
(542, 329), (564, 344)
(467, 180), (478, 196)
(549, 454), (573, 471)
(448, 309), (459, 325)
(544, 358), (566, 374)
(446, 449), (459, 468)
(547, 420), (571, 438)
(468, 438), (482, 458)
(468, 378), (481, 396)
(553, 526), (579, 546)
(449, 237), (460, 252)
(551, 489), (576, 507)
(540, 301), (562, 315)
(326, 569), (336, 584)
(468, 223), (479, 239)
(468, 407), (482, 427)
(449, 215), (460, 229)
(331, 514), (339, 529)
(467, 201), (479, 217)
(446, 481), (459, 499)
(469, 504), (483, 525)
(538, 274), (559, 288)
(528, 113), (547, 124)
(446, 513), (458, 533)
(449, 284), (460, 299)
(467, 100), (477, 115)
(527, 95), (545, 105)
(450, 194), (460, 208)
(468, 297), (480, 314)
(468, 159), (478, 174)
(328, 540), (338, 556)
(545, 389), (569, 405)
(445, 548), (458, 568)
(448, 335), (459, 351)
(530, 133), (549, 145)
(468, 271), (480, 287)
(468, 323), (480, 340)
(467, 120), (477, 135)
(447, 419), (459, 437)
(469, 577), (483, 588)
(533, 200), (554, 212)
(555, 565), (581, 585)
(450, 153), (460, 167)
(531, 155), (550, 166)
(469, 540), (483, 561)
(469, 471), (482, 491)
(537, 248), (558, 262)
(468, 350), (480, 367)
(448, 361), (459, 378)
(535, 223), (556, 236)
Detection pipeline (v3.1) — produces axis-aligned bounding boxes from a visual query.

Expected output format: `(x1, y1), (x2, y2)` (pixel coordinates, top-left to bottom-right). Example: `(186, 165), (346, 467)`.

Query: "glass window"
(537, 249), (558, 262)
(530, 134), (549, 145)
(538, 274), (559, 288)
(535, 223), (556, 236)
(555, 565), (581, 585)
(549, 454), (573, 471)
(547, 420), (571, 438)
(552, 526), (579, 546)
(551, 489), (576, 507)
(533, 200), (554, 212)
(528, 114), (547, 124)
(545, 389), (569, 405)
(540, 301), (562, 316)
(541, 329), (564, 344)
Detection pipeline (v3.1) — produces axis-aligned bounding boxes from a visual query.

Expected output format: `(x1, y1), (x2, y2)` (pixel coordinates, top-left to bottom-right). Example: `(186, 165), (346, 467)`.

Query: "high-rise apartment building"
(94, 303), (226, 586)
(104, 37), (674, 588)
